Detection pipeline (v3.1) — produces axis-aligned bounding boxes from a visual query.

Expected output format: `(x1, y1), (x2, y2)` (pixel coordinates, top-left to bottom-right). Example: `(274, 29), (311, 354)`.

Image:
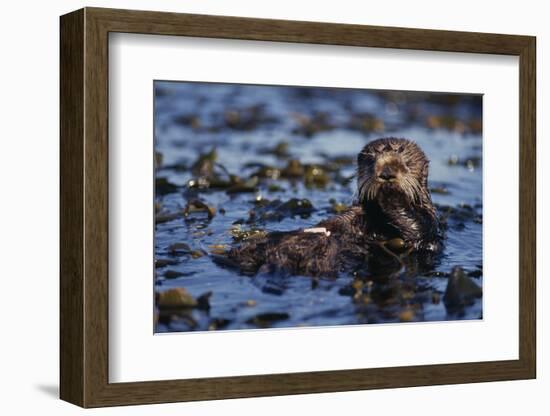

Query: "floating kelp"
(154, 151), (163, 168)
(468, 267), (483, 278)
(291, 112), (334, 137)
(426, 115), (482, 134)
(328, 199), (349, 214)
(230, 224), (268, 242)
(173, 104), (277, 132)
(173, 113), (202, 130)
(249, 165), (282, 180)
(160, 160), (189, 172)
(191, 148), (218, 177)
(246, 312), (290, 328)
(190, 250), (206, 259)
(225, 177), (258, 194)
(281, 159), (305, 178)
(348, 112), (385, 134)
(423, 266), (482, 279)
(186, 177), (212, 190)
(267, 183), (285, 193)
(168, 242), (192, 254)
(167, 242), (206, 259)
(447, 155), (482, 170)
(156, 287), (197, 309)
(208, 244), (229, 255)
(187, 149), (260, 193)
(398, 307), (416, 322)
(155, 258), (179, 268)
(430, 185), (451, 195)
(385, 237), (407, 252)
(468, 118), (483, 134)
(338, 271), (432, 324)
(437, 203), (483, 227)
(339, 278), (369, 301)
(183, 199), (216, 220)
(317, 153), (356, 169)
(155, 287), (213, 331)
(247, 159), (336, 189)
(208, 318), (231, 331)
(259, 141), (290, 158)
(191, 175), (258, 193)
(423, 270), (450, 278)
(247, 198), (315, 222)
(155, 177), (179, 196)
(224, 104), (277, 131)
(155, 210), (182, 224)
(304, 165), (330, 188)
(426, 115), (467, 133)
(163, 269), (190, 279)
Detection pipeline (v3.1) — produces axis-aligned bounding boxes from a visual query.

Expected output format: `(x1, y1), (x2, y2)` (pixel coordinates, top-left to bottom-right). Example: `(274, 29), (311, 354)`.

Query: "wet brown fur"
(225, 138), (442, 277)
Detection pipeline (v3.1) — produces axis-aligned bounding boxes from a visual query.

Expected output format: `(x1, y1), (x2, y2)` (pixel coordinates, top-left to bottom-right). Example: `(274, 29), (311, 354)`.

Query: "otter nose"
(379, 166), (396, 181)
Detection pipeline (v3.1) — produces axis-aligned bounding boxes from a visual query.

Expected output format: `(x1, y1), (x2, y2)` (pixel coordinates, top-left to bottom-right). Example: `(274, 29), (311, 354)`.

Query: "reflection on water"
(153, 81), (483, 332)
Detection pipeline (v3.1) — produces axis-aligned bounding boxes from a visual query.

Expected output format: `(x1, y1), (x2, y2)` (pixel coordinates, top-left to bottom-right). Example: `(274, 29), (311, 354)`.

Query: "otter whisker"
(358, 174), (378, 202)
(401, 176), (422, 204)
(366, 179), (379, 201)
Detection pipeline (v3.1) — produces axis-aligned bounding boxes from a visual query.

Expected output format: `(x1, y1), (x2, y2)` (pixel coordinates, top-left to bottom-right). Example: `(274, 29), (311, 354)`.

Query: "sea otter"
(224, 137), (442, 277)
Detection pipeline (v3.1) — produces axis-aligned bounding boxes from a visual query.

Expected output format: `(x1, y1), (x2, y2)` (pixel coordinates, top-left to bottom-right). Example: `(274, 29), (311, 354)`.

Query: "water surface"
(153, 82), (483, 332)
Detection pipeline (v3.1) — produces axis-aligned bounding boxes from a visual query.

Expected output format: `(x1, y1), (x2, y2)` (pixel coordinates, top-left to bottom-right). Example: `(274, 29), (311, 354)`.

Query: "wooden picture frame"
(60, 7), (536, 408)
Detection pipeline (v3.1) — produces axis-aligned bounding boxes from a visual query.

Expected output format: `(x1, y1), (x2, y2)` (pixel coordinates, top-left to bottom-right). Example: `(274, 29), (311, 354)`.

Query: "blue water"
(154, 82), (483, 332)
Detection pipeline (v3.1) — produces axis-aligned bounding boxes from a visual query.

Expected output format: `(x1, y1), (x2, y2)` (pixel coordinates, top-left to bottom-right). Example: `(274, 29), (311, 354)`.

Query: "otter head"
(357, 137), (430, 207)
(356, 138), (441, 250)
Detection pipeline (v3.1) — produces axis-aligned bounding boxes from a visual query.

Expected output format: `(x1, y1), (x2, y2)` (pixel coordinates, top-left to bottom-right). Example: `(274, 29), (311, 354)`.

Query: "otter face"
(357, 138), (429, 205)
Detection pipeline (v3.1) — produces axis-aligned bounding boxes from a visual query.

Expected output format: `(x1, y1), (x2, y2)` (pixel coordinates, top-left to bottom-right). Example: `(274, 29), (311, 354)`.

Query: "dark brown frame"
(60, 7), (536, 408)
